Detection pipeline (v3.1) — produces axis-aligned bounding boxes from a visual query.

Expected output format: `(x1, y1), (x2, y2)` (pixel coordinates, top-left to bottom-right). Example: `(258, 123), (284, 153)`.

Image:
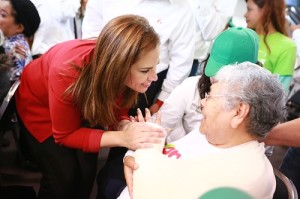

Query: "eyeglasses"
(204, 92), (229, 101)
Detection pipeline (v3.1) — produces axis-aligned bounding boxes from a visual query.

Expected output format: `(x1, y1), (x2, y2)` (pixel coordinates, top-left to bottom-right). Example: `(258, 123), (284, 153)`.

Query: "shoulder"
(271, 33), (296, 47)
(167, 76), (199, 98)
(180, 76), (200, 87)
(49, 39), (96, 54)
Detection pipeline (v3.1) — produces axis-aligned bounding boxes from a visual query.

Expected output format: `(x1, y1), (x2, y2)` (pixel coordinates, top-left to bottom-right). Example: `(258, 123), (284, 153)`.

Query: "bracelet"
(156, 99), (164, 107)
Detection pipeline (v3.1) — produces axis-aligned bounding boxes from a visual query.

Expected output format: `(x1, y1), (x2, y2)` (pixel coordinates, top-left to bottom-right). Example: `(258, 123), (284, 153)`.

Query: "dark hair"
(9, 0), (40, 37)
(246, 0), (287, 52)
(197, 54), (263, 99)
(198, 55), (211, 99)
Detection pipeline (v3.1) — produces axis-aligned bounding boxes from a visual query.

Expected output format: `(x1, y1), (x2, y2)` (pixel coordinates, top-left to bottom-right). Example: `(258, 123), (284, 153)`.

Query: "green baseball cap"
(199, 187), (253, 199)
(205, 27), (259, 77)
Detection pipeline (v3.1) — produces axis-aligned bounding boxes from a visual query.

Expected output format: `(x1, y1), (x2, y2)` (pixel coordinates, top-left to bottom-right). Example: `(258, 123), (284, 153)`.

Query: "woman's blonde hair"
(67, 14), (160, 127)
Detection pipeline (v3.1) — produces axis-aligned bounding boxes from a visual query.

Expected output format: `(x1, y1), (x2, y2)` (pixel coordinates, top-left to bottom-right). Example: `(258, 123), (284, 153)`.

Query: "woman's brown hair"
(247, 0), (287, 52)
(67, 14), (160, 127)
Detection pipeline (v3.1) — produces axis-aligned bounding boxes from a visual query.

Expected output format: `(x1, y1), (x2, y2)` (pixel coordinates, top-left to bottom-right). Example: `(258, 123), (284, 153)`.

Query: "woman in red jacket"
(15, 14), (165, 199)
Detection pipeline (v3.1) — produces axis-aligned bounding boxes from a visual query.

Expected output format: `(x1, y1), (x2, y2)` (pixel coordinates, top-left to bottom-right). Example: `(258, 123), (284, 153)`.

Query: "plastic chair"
(0, 79), (21, 152)
(0, 79), (19, 118)
(273, 167), (298, 199)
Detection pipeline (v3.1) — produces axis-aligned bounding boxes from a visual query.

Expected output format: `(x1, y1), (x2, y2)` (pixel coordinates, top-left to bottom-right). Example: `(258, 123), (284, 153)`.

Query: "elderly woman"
(121, 62), (286, 199)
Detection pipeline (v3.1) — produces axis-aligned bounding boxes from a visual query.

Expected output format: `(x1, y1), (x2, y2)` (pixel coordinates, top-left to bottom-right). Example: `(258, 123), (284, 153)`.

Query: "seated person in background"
(0, 52), (13, 148)
(244, 0), (297, 93)
(120, 62), (286, 199)
(0, 53), (12, 104)
(0, 0), (40, 80)
(30, 0), (81, 58)
(0, 28), (13, 148)
(160, 26), (259, 143)
(0, 53), (11, 102)
(0, 29), (11, 104)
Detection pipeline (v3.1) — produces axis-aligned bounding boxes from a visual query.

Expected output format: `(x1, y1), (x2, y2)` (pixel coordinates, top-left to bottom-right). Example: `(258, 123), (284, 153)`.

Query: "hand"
(135, 108), (161, 125)
(122, 109), (165, 150)
(122, 122), (164, 150)
(124, 155), (138, 198)
(14, 44), (26, 59)
(122, 108), (163, 198)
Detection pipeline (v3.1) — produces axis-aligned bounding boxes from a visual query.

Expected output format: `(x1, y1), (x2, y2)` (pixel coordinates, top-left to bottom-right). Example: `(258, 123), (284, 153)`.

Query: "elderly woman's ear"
(231, 102), (250, 128)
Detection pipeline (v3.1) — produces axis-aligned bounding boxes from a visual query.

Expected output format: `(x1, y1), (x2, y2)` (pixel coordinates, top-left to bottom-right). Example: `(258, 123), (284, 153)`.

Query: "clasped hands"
(123, 108), (164, 199)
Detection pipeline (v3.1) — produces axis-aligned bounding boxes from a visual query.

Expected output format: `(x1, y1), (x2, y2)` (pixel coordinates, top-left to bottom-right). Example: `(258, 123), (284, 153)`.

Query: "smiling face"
(199, 82), (237, 146)
(124, 45), (159, 93)
(244, 0), (263, 31)
(0, 0), (23, 37)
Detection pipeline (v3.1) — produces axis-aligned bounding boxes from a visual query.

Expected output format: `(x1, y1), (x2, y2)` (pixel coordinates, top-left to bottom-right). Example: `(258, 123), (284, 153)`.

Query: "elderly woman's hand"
(123, 108), (162, 198)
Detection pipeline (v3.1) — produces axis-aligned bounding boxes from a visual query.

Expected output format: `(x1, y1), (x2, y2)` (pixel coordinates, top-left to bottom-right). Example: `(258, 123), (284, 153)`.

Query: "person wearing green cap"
(159, 26), (260, 143)
(199, 187), (253, 199)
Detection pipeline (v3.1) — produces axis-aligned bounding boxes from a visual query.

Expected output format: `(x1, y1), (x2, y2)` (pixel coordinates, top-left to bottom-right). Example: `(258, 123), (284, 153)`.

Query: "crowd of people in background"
(1, 0), (300, 199)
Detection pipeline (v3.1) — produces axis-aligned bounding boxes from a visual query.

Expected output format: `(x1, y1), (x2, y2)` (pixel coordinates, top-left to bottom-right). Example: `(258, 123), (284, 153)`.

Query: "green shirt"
(258, 32), (296, 92)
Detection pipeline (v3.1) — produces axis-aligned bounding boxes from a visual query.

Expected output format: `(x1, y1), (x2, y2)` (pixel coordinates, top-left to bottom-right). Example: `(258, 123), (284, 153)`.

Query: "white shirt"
(82, 0), (195, 101)
(160, 76), (201, 143)
(119, 129), (276, 199)
(292, 29), (300, 58)
(192, 0), (238, 60)
(30, 0), (80, 55)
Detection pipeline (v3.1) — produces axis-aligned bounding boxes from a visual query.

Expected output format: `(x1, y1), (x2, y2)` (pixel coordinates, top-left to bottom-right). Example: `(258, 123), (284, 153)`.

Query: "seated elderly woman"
(119, 62), (286, 199)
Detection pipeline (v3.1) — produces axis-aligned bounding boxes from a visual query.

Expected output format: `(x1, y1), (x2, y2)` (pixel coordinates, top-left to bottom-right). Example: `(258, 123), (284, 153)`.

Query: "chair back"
(0, 79), (20, 120)
(273, 168), (298, 199)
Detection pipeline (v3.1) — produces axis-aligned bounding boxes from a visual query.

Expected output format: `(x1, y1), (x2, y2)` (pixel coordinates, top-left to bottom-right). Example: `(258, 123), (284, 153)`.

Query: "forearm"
(195, 0), (237, 40)
(115, 120), (131, 131)
(264, 118), (300, 147)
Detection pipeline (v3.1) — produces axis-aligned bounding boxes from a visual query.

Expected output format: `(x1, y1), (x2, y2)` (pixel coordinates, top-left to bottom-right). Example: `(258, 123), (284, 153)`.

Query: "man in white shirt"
(30, 0), (80, 58)
(189, 0), (238, 75)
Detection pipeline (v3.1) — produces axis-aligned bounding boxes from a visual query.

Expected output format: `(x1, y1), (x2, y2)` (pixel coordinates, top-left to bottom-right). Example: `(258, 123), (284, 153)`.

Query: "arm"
(156, 4), (195, 103)
(123, 109), (162, 198)
(264, 118), (300, 147)
(195, 0), (238, 40)
(48, 68), (165, 153)
(160, 76), (199, 138)
(58, 0), (81, 21)
(8, 38), (32, 78)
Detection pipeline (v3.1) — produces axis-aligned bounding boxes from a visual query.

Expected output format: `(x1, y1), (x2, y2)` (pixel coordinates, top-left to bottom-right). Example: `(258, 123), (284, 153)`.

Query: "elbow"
(52, 131), (68, 145)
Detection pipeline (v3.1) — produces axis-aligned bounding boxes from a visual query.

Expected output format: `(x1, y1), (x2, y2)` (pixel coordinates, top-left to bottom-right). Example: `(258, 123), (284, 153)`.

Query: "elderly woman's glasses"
(204, 92), (229, 101)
